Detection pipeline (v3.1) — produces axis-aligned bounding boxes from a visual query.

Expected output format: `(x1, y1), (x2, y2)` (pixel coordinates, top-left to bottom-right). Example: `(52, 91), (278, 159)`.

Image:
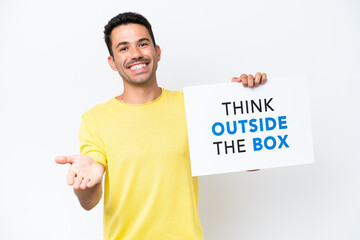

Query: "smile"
(129, 63), (147, 70)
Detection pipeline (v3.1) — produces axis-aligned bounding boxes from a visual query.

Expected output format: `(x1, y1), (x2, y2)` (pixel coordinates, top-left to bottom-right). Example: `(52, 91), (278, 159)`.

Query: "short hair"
(104, 12), (156, 57)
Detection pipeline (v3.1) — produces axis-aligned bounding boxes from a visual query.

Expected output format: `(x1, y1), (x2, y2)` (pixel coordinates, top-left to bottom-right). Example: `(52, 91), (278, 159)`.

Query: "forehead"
(110, 24), (152, 46)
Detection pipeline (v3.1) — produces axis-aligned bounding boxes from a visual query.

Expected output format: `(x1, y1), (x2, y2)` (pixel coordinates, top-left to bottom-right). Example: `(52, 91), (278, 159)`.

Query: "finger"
(55, 155), (77, 165)
(255, 72), (262, 87)
(248, 74), (254, 88)
(66, 169), (76, 186)
(55, 156), (71, 164)
(261, 73), (267, 85)
(231, 77), (241, 83)
(80, 178), (90, 190)
(240, 74), (248, 87)
(87, 178), (100, 188)
(73, 174), (83, 189)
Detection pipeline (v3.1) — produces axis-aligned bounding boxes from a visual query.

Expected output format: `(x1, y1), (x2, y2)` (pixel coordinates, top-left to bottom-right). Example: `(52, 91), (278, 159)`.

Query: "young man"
(55, 12), (266, 240)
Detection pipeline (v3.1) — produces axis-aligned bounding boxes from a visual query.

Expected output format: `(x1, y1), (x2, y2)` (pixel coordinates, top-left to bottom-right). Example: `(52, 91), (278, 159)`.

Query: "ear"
(155, 45), (161, 62)
(108, 56), (118, 71)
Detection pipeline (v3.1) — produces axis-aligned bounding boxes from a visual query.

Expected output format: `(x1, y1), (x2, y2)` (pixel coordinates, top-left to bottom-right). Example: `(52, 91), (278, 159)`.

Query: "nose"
(129, 46), (142, 60)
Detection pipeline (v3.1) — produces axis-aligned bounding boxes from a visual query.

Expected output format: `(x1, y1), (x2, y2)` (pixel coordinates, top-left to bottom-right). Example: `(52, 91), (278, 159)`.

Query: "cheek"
(114, 56), (127, 69)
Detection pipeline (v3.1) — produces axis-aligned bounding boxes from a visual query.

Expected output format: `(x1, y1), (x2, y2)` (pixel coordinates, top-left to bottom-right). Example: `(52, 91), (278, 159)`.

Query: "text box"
(184, 77), (314, 176)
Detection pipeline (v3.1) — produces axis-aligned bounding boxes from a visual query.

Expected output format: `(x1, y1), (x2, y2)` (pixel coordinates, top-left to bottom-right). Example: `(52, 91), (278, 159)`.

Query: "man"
(55, 12), (266, 240)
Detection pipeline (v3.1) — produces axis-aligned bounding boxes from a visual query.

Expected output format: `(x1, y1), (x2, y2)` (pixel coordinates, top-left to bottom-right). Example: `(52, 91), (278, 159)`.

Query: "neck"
(116, 80), (162, 105)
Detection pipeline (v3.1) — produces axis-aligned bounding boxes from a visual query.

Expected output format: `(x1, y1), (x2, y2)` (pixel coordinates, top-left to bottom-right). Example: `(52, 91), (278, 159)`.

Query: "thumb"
(54, 155), (74, 165)
(231, 77), (242, 83)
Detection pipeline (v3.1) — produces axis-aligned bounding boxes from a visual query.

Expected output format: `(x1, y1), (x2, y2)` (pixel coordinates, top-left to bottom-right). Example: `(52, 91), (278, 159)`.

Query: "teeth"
(130, 64), (146, 70)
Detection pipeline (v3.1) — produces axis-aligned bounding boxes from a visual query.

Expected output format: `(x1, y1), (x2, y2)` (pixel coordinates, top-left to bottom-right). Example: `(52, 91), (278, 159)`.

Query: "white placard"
(184, 77), (314, 176)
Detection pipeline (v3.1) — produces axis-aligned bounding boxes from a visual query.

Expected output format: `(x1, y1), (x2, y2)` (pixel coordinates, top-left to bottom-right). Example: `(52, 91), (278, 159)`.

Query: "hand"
(55, 154), (105, 190)
(232, 72), (267, 88)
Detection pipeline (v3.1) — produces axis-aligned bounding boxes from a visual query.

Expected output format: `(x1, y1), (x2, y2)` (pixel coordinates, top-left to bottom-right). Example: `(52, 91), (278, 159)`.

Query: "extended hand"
(232, 72), (267, 88)
(55, 154), (105, 190)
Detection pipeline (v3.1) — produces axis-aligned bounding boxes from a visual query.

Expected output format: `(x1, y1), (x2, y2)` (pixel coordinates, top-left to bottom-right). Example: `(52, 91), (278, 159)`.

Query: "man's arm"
(73, 180), (103, 211)
(55, 154), (105, 210)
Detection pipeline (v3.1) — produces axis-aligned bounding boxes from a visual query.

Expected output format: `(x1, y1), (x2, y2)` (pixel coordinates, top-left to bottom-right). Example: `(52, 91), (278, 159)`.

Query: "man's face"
(108, 24), (161, 86)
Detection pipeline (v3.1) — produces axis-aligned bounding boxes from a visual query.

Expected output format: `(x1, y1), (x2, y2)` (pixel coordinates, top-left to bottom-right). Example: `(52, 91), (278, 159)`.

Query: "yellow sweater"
(79, 89), (204, 240)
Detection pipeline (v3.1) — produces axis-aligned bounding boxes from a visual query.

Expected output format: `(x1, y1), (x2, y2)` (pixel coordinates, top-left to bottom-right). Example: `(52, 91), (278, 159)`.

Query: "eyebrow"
(115, 38), (151, 49)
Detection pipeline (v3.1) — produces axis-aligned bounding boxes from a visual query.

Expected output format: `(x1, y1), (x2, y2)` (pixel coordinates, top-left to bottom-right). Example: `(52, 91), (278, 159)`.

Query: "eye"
(139, 43), (148, 47)
(119, 47), (128, 52)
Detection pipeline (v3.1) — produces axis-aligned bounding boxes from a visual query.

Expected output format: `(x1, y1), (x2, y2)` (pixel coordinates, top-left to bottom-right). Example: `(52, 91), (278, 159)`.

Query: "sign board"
(184, 77), (314, 176)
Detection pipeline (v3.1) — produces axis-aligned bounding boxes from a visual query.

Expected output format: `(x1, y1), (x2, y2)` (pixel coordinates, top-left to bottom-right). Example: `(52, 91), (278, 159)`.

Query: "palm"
(55, 154), (105, 190)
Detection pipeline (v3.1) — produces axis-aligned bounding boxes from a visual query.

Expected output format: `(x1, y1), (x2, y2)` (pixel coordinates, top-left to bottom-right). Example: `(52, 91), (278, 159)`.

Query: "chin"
(128, 78), (152, 86)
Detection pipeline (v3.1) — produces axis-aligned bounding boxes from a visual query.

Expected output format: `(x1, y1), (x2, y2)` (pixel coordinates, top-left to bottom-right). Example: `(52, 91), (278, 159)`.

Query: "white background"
(0, 0), (359, 239)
